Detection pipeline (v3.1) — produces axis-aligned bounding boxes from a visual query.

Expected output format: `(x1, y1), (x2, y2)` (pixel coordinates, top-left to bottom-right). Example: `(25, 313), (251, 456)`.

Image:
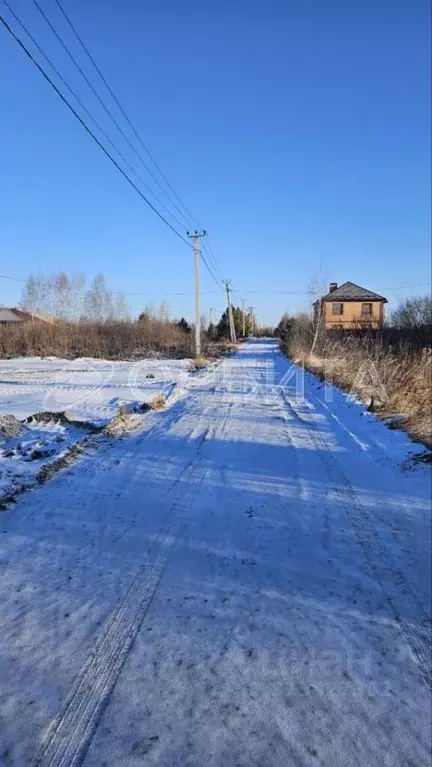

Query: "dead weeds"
(292, 340), (432, 449)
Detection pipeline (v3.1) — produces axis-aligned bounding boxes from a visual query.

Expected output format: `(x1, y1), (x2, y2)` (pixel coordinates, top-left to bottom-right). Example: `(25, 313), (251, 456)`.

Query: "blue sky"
(1, 0), (430, 324)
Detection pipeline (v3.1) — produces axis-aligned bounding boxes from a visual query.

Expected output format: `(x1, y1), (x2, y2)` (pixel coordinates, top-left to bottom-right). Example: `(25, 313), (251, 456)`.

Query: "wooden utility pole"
(223, 279), (236, 343)
(187, 229), (206, 358)
(242, 298), (246, 337)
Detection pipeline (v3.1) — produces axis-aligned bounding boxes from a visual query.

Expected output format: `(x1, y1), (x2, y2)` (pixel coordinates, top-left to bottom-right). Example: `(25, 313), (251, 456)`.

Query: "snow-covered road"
(0, 341), (430, 766)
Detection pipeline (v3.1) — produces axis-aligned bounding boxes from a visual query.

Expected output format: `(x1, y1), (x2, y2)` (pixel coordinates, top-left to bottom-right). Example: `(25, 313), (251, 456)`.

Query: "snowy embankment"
(0, 355), (193, 504)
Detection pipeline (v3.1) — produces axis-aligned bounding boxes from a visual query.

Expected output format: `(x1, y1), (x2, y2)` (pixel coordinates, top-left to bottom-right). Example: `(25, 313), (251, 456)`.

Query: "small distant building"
(0, 307), (54, 324)
(313, 282), (387, 330)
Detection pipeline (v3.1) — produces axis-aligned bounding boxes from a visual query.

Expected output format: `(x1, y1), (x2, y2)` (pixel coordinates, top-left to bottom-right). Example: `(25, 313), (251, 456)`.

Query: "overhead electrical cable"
(1, 271), (429, 294)
(200, 251), (224, 290)
(204, 239), (223, 276)
(201, 241), (223, 281)
(0, 14), (192, 247)
(51, 0), (225, 279)
(53, 0), (202, 231)
(2, 1), (195, 233)
(32, 0), (195, 231)
(31, 0), (226, 282)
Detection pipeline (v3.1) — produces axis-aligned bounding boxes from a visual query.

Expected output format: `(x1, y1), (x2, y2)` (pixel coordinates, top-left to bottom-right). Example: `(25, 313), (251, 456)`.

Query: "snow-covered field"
(0, 356), (192, 423)
(0, 356), (193, 504)
(0, 341), (430, 766)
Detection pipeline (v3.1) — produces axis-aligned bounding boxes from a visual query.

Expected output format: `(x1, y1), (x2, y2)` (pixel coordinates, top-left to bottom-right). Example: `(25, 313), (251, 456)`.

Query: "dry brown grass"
(149, 394), (166, 410)
(0, 320), (234, 361)
(0, 319), (194, 359)
(290, 335), (432, 448)
(188, 357), (208, 372)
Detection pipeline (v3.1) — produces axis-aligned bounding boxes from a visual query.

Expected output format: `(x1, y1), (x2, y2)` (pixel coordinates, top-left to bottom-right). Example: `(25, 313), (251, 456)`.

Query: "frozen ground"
(0, 356), (192, 424)
(0, 414), (89, 503)
(0, 341), (430, 766)
(0, 356), (192, 504)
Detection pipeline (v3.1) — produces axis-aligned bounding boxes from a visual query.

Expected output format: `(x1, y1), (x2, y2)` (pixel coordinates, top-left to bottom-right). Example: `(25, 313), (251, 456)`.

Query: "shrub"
(278, 318), (431, 447)
(0, 319), (194, 360)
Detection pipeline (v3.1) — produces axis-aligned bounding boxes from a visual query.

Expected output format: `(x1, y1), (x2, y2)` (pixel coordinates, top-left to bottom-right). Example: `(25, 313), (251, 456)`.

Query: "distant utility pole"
(242, 298), (246, 337)
(248, 306), (254, 335)
(223, 279), (236, 343)
(209, 307), (214, 326)
(187, 229), (206, 358)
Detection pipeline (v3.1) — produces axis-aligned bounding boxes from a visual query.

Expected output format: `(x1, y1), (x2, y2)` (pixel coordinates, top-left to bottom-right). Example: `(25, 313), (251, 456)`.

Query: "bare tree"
(38, 274), (54, 316)
(158, 301), (171, 322)
(19, 274), (40, 315)
(114, 292), (131, 322)
(84, 273), (113, 322)
(53, 272), (71, 319)
(69, 275), (86, 322)
(20, 271), (135, 323)
(308, 274), (328, 355)
(391, 295), (432, 329)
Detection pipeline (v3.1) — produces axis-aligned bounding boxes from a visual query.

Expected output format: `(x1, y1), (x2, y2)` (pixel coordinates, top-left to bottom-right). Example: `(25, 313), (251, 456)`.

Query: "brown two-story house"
(313, 282), (387, 329)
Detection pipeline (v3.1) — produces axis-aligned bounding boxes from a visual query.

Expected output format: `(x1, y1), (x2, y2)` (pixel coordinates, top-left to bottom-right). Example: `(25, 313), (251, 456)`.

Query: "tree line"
(19, 272), (259, 340)
(20, 272), (131, 323)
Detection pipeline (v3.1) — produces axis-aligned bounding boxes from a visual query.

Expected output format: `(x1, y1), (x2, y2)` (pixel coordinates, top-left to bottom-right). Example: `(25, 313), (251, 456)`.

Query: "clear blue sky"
(1, 0), (430, 324)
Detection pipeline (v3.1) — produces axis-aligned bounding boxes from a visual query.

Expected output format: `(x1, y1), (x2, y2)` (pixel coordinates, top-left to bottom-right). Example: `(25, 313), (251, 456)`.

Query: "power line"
(232, 284), (432, 295)
(0, 274), (26, 283)
(116, 289), (219, 297)
(1, 271), (429, 295)
(51, 0), (225, 282)
(2, 1), (194, 234)
(53, 0), (202, 232)
(30, 0), (225, 281)
(33, 0), (195, 231)
(201, 240), (223, 282)
(0, 273), (220, 297)
(0, 14), (192, 247)
(200, 252), (224, 291)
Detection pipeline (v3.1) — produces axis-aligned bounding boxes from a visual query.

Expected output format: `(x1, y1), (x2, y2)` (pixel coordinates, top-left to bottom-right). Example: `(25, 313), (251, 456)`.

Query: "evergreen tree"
(138, 303), (154, 322)
(177, 317), (191, 334)
(216, 305), (254, 339)
(232, 306), (244, 337)
(216, 308), (231, 339)
(275, 312), (294, 341)
(206, 322), (217, 341)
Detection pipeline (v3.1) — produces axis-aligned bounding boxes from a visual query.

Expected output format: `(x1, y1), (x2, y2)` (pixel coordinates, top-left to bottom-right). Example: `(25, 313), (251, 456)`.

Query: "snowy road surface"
(0, 341), (431, 766)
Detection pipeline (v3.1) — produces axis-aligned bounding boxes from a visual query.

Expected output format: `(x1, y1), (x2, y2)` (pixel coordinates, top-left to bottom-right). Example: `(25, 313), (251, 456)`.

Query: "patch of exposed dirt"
(0, 397), (169, 511)
(24, 411), (103, 433)
(36, 436), (94, 484)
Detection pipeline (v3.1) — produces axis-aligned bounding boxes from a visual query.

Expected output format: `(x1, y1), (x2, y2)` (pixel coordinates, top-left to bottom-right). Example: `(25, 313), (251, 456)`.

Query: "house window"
(361, 303), (372, 315)
(332, 303), (344, 315)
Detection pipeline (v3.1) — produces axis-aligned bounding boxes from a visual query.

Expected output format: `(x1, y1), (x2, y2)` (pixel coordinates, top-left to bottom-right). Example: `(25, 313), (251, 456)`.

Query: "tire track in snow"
(284, 393), (432, 689)
(33, 399), (232, 767)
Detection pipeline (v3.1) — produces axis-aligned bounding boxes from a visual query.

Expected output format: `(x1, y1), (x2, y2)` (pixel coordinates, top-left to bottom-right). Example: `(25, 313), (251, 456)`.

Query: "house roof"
(0, 307), (54, 323)
(319, 282), (388, 303)
(0, 308), (27, 322)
